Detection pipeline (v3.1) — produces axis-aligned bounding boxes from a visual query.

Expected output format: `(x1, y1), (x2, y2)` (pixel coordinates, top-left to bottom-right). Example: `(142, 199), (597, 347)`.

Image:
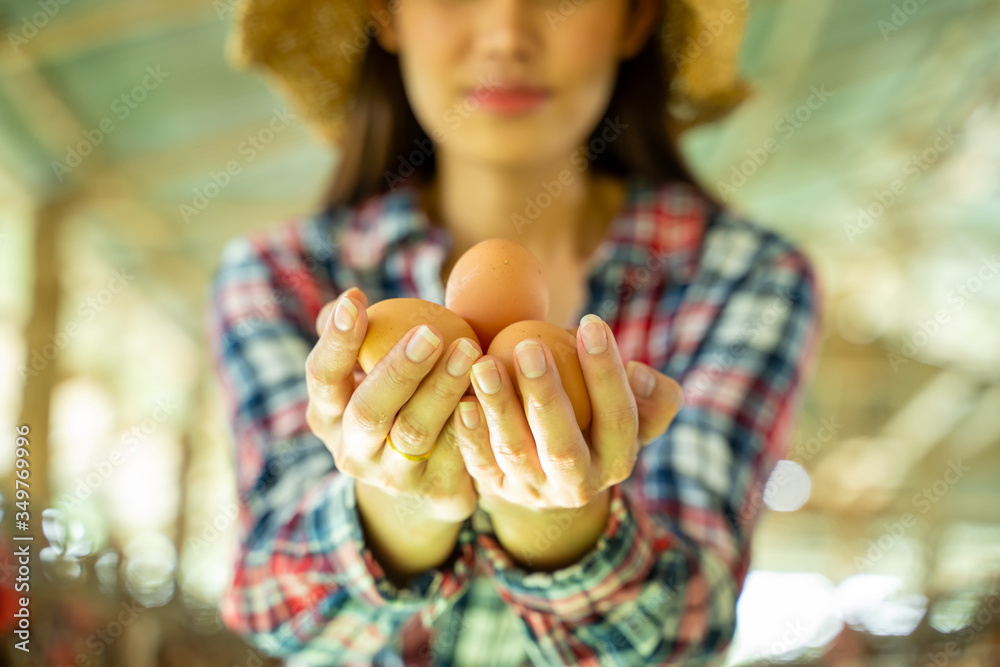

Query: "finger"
(470, 356), (545, 487)
(577, 314), (639, 486)
(344, 324), (445, 456)
(511, 338), (590, 493)
(351, 361), (366, 390)
(627, 361), (684, 446)
(452, 398), (506, 494)
(315, 287), (369, 337)
(395, 417), (476, 523)
(305, 291), (368, 420)
(381, 337), (481, 480)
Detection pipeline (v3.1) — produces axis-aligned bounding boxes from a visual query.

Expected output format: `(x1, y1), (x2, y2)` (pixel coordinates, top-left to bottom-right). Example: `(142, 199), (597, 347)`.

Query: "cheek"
(396, 10), (462, 126)
(552, 16), (622, 108)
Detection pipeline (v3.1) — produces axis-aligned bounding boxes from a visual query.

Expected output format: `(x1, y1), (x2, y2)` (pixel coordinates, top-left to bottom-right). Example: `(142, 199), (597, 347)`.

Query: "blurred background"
(1, 0), (1000, 664)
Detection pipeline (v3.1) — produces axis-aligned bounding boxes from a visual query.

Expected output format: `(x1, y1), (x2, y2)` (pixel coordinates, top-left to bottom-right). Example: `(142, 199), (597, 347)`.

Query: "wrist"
(356, 478), (464, 532)
(354, 479), (464, 587)
(482, 487), (612, 572)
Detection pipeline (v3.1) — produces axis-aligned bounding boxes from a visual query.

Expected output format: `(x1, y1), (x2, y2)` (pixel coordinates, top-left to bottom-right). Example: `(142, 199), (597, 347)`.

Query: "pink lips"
(469, 87), (551, 114)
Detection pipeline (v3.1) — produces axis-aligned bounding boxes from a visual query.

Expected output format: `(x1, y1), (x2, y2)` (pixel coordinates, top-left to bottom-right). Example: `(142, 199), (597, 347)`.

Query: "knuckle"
(467, 461), (494, 479)
(602, 403), (639, 438)
(603, 452), (637, 486)
(346, 395), (391, 434)
(539, 444), (582, 473)
(305, 401), (324, 433)
(492, 440), (530, 467)
(571, 488), (594, 508)
(437, 421), (459, 451)
(430, 379), (456, 404)
(305, 353), (332, 392)
(393, 412), (433, 451)
(333, 451), (360, 478)
(463, 453), (497, 481)
(382, 360), (416, 392)
(524, 388), (563, 417)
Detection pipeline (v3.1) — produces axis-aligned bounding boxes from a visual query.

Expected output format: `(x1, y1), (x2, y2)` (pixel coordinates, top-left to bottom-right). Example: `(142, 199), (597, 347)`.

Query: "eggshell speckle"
(359, 298), (479, 374)
(487, 320), (591, 430)
(445, 239), (549, 351)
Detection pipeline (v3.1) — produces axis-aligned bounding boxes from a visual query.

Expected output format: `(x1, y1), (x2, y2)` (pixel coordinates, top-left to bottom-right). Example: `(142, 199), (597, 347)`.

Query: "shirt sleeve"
(204, 232), (477, 663)
(474, 232), (824, 665)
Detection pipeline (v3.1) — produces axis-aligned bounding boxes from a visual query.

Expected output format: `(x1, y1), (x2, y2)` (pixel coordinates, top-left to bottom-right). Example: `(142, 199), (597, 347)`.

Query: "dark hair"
(317, 14), (716, 217)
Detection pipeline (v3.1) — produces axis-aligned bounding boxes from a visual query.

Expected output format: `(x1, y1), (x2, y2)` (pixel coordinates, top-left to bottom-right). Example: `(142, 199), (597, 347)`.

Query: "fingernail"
(472, 359), (501, 395)
(629, 363), (655, 399)
(459, 402), (480, 429)
(515, 340), (546, 378)
(580, 314), (607, 354)
(406, 325), (441, 363)
(447, 339), (480, 377)
(333, 296), (358, 332)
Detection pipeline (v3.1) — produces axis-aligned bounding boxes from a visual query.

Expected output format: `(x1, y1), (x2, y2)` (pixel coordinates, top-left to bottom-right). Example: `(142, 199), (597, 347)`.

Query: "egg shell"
(444, 239), (550, 351)
(358, 298), (479, 374)
(487, 320), (592, 430)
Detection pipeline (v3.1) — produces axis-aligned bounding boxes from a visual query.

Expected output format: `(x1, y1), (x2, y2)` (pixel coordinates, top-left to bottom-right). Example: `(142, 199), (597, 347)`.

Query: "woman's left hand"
(453, 314), (683, 515)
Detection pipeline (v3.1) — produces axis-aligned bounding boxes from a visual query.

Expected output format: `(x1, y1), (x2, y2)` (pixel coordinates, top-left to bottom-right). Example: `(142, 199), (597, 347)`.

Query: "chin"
(462, 133), (581, 170)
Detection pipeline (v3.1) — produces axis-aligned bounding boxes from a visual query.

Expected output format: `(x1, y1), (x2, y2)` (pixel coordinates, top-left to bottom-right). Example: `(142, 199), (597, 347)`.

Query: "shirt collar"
(332, 175), (708, 287)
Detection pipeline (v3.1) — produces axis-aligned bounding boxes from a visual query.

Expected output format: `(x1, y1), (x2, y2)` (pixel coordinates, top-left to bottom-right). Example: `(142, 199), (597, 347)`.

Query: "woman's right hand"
(305, 287), (483, 524)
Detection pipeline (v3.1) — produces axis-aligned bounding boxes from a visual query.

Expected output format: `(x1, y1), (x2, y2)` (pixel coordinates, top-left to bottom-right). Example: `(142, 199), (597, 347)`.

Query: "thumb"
(626, 361), (683, 446)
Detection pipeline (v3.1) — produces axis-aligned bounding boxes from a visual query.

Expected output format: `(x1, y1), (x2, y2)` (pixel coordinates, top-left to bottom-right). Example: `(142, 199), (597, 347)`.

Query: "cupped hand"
(452, 313), (683, 513)
(305, 287), (483, 523)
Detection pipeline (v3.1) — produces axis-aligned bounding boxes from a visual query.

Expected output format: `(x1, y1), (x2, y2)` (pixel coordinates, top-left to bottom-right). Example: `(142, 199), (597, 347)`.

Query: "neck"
(418, 156), (627, 265)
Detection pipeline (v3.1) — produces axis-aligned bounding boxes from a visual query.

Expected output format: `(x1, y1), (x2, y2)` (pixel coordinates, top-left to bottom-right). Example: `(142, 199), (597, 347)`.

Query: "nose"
(477, 0), (540, 61)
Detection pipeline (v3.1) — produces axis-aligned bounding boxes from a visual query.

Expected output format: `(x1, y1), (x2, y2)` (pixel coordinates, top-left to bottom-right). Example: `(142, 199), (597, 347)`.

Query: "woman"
(206, 0), (823, 664)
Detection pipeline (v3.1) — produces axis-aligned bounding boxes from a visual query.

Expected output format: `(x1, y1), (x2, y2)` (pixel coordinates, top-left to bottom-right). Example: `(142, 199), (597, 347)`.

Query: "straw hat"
(225, 0), (752, 146)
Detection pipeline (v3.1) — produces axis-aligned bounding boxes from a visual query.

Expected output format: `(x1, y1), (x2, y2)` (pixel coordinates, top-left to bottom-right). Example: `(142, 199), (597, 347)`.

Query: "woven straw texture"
(225, 0), (751, 145)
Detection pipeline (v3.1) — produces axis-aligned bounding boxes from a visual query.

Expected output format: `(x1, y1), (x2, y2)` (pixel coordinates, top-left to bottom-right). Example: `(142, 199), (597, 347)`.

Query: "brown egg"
(444, 239), (549, 351)
(487, 320), (592, 430)
(358, 298), (479, 374)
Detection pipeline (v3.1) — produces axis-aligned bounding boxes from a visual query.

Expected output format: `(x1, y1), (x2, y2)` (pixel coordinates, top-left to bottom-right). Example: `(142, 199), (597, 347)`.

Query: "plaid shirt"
(204, 175), (823, 666)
